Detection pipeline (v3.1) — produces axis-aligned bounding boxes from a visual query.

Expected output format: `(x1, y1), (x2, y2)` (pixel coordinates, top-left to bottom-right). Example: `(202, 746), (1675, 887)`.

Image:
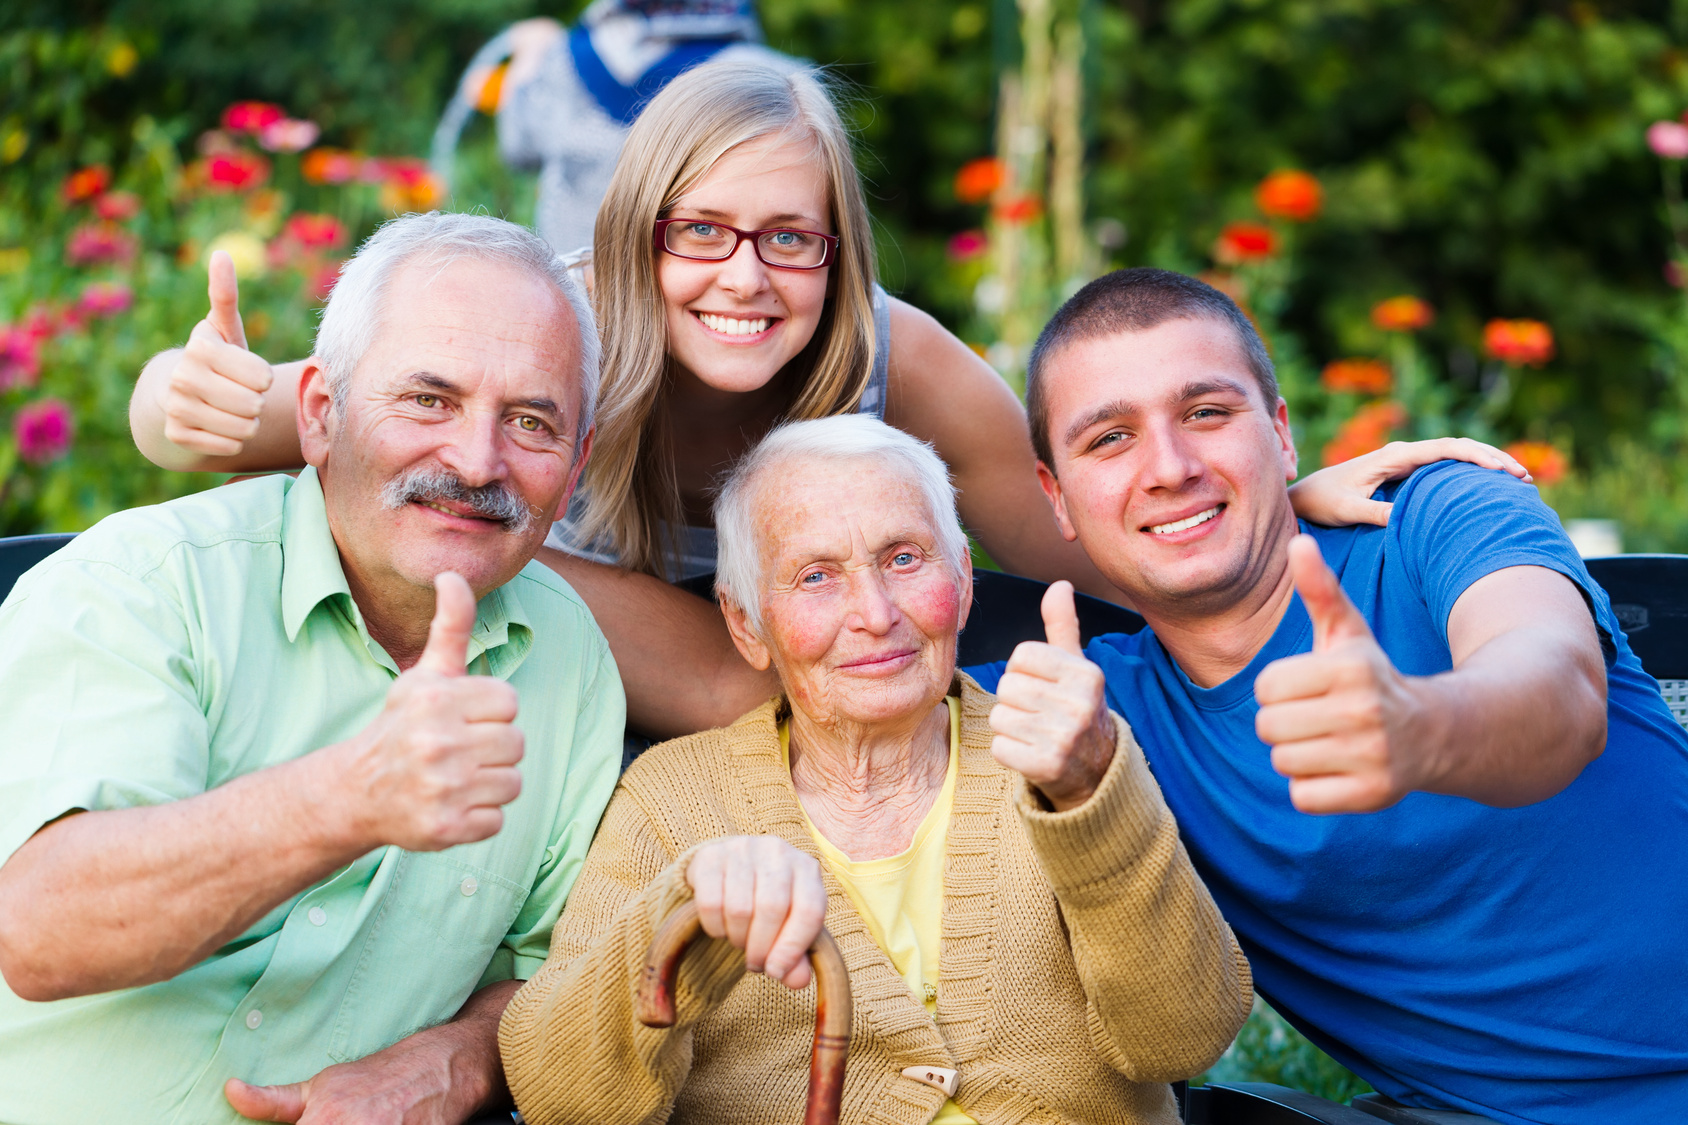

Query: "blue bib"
(568, 25), (736, 126)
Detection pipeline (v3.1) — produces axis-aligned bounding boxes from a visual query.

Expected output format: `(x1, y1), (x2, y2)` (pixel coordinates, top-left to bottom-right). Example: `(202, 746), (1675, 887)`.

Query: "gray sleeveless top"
(545, 283), (893, 581)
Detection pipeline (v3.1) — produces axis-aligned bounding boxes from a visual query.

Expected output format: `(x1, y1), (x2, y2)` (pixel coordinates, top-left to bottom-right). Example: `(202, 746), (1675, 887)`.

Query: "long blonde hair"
(576, 60), (879, 577)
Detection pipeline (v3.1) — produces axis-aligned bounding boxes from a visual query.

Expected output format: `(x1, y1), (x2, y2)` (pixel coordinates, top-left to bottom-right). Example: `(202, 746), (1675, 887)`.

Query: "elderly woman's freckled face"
(749, 460), (968, 728)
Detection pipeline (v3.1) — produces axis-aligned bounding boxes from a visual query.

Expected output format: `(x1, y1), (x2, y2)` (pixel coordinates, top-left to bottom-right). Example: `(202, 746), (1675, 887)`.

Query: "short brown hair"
(1024, 268), (1279, 469)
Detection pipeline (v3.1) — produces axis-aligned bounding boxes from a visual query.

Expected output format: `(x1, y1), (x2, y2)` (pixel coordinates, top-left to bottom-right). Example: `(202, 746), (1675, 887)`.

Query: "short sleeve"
(1386, 462), (1613, 661)
(0, 553), (211, 864)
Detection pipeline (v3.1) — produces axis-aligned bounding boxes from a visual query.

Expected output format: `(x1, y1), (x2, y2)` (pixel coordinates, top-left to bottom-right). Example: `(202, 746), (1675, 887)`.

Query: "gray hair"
(315, 212), (602, 449)
(714, 415), (970, 631)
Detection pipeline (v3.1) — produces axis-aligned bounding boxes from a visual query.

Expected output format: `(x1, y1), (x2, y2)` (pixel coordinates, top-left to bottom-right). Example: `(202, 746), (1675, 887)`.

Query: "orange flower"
(993, 196), (1043, 225)
(377, 159), (446, 212)
(1503, 441), (1567, 485)
(1320, 358), (1393, 396)
(61, 165), (110, 204)
(1213, 222), (1278, 265)
(954, 157), (1005, 204)
(1370, 296), (1435, 332)
(1483, 319), (1554, 366)
(1255, 170), (1323, 222)
(301, 148), (363, 185)
(1322, 401), (1407, 466)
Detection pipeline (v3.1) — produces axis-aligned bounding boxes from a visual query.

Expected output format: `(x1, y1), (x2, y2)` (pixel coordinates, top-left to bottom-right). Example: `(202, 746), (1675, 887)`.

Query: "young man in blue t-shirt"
(971, 268), (1688, 1124)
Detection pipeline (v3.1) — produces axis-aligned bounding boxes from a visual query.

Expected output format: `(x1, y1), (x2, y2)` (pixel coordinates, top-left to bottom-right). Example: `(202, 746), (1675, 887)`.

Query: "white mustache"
(380, 466), (536, 534)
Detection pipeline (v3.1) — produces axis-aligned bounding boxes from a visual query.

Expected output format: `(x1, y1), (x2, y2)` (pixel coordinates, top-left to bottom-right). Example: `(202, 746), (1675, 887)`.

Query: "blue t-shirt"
(968, 462), (1688, 1124)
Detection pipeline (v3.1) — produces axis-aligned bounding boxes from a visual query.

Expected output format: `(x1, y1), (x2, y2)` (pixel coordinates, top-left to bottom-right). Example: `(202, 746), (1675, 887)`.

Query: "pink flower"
(947, 229), (988, 262)
(66, 222), (138, 266)
(222, 102), (286, 133)
(1647, 120), (1688, 159)
(258, 117), (321, 153)
(283, 212), (347, 251)
(76, 281), (134, 318)
(0, 328), (40, 390)
(14, 398), (74, 464)
(93, 191), (141, 221)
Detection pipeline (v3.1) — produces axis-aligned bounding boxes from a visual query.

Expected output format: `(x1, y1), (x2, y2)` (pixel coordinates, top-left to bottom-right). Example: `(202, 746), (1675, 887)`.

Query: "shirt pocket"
(328, 850), (525, 1064)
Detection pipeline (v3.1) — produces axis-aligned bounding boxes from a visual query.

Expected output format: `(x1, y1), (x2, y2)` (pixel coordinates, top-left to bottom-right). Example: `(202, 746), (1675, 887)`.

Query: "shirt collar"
(280, 467), (536, 679)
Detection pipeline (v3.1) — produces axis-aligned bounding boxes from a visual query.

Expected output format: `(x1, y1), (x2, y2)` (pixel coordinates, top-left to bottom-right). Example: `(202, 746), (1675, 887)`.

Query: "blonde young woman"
(130, 60), (1527, 738)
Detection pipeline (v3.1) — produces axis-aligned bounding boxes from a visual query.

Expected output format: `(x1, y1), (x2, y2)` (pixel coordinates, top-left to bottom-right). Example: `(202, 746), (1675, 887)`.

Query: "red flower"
(1322, 402), (1407, 466)
(1255, 170), (1323, 222)
(1482, 319), (1554, 366)
(954, 157), (1006, 204)
(21, 306), (60, 341)
(377, 159), (446, 212)
(1504, 441), (1567, 486)
(993, 196), (1043, 225)
(222, 101), (287, 133)
(947, 229), (988, 262)
(1320, 358), (1393, 396)
(15, 398), (75, 464)
(61, 165), (110, 204)
(76, 280), (134, 318)
(283, 212), (348, 251)
(1213, 221), (1278, 265)
(1370, 296), (1435, 332)
(0, 328), (41, 390)
(65, 222), (138, 266)
(93, 191), (141, 221)
(204, 152), (271, 192)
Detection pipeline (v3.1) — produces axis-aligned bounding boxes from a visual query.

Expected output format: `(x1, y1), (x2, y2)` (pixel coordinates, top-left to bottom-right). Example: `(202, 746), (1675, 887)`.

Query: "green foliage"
(1199, 999), (1376, 1105)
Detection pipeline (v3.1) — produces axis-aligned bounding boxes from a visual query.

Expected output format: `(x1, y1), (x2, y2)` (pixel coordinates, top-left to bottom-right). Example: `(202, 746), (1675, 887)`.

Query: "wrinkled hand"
(161, 250), (274, 457)
(224, 1039), (465, 1125)
(1254, 536), (1428, 813)
(330, 573), (524, 852)
(988, 581), (1116, 811)
(1290, 438), (1530, 528)
(685, 836), (826, 991)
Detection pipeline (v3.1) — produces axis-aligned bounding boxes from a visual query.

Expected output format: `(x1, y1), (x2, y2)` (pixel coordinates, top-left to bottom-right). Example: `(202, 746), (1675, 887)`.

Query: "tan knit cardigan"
(500, 675), (1252, 1125)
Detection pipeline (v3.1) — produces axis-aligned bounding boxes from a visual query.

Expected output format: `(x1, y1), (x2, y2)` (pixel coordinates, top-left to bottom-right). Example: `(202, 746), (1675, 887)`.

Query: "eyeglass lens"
(664, 222), (828, 267)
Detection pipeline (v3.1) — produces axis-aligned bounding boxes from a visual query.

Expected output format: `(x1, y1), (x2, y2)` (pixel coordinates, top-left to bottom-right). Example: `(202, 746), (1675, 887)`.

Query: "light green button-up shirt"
(0, 468), (624, 1124)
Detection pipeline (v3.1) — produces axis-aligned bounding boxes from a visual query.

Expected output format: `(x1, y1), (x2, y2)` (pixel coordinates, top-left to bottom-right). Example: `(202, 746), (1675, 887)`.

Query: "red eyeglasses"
(654, 218), (838, 270)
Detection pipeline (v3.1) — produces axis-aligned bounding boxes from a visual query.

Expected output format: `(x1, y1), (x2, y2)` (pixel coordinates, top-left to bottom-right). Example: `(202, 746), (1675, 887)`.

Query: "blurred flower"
(207, 231), (269, 278)
(993, 196), (1043, 225)
(1320, 358), (1393, 396)
(66, 222), (138, 266)
(258, 117), (321, 153)
(307, 259), (345, 302)
(222, 102), (287, 134)
(15, 399), (75, 464)
(107, 41), (139, 77)
(244, 189), (287, 237)
(197, 129), (239, 155)
(1482, 318), (1555, 366)
(1255, 170), (1323, 222)
(1504, 440), (1567, 485)
(475, 63), (510, 114)
(947, 229), (988, 262)
(1668, 260), (1687, 289)
(302, 147), (363, 185)
(1213, 221), (1278, 265)
(1, 128), (27, 164)
(61, 165), (111, 204)
(204, 152), (271, 192)
(954, 157), (1006, 204)
(1370, 295), (1435, 332)
(285, 212), (348, 251)
(1197, 270), (1249, 306)
(1647, 120), (1688, 159)
(1323, 402), (1407, 466)
(76, 281), (134, 319)
(21, 305), (61, 341)
(0, 248), (27, 274)
(93, 191), (141, 221)
(0, 328), (41, 390)
(378, 159), (446, 212)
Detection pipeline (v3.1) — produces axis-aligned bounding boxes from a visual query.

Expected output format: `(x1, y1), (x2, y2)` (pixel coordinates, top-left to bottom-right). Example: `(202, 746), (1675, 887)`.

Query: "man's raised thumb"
(1288, 534), (1370, 651)
(224, 1077), (305, 1123)
(206, 250), (248, 350)
(1041, 579), (1084, 655)
(416, 571), (476, 676)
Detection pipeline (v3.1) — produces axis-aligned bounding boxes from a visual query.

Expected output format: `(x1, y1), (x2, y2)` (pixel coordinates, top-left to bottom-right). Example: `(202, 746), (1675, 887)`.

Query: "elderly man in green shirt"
(0, 212), (622, 1124)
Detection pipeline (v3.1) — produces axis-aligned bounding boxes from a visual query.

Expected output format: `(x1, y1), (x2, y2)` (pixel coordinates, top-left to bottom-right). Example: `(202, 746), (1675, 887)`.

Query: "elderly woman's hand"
(989, 582), (1116, 811)
(685, 836), (828, 991)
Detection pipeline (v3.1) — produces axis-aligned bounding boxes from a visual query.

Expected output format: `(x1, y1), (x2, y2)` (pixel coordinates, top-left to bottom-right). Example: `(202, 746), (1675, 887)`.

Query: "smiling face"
(1036, 317), (1300, 618)
(301, 255), (590, 602)
(658, 132), (833, 396)
(723, 458), (972, 732)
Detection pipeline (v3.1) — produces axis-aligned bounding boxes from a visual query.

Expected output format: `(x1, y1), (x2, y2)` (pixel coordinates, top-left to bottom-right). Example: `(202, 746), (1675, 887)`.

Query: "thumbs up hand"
(1254, 535), (1424, 814)
(160, 251), (276, 457)
(329, 573), (525, 852)
(988, 581), (1117, 811)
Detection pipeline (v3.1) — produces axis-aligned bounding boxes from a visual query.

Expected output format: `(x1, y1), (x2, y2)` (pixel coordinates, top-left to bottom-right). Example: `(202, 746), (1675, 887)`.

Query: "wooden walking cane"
(636, 899), (853, 1125)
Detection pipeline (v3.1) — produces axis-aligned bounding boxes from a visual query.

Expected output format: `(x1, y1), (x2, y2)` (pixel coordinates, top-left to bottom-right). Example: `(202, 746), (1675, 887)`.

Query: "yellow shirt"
(782, 697), (977, 1125)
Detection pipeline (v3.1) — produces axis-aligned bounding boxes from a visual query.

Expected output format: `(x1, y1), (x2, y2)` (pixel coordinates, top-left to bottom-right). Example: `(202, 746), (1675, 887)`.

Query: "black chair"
(1584, 554), (1688, 729)
(0, 533), (76, 603)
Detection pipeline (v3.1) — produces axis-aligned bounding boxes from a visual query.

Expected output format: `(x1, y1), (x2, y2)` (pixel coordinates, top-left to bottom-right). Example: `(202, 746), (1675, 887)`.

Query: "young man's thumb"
(1040, 579), (1084, 656)
(1288, 535), (1371, 652)
(415, 572), (477, 676)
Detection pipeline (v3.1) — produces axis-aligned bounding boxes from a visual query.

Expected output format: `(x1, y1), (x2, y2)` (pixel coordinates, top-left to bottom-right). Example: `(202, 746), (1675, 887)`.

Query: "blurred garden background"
(7, 0), (1688, 1097)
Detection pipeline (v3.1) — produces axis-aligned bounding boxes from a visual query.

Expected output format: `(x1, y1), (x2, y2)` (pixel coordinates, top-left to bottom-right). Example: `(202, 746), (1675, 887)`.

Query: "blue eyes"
(893, 552), (915, 566)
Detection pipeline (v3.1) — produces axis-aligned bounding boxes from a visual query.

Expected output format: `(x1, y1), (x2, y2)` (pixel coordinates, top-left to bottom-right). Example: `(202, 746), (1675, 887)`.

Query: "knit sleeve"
(499, 788), (749, 1125)
(1014, 713), (1253, 1082)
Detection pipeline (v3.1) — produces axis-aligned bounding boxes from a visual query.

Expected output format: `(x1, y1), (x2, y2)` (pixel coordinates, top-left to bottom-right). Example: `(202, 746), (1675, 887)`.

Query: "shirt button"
(922, 982), (937, 1001)
(245, 1010), (263, 1030)
(460, 876), (478, 897)
(308, 906), (327, 927)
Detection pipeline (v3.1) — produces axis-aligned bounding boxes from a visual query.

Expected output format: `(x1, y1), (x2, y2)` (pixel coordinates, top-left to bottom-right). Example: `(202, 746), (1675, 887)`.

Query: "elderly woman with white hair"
(498, 414), (1251, 1125)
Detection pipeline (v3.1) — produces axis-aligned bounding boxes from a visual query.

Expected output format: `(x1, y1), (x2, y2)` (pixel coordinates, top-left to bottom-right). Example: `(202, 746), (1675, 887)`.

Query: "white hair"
(315, 212), (601, 449)
(714, 414), (970, 630)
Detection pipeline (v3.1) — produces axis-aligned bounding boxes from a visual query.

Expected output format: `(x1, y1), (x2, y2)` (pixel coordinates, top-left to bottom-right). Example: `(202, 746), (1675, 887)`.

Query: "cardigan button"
(901, 1066), (959, 1097)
